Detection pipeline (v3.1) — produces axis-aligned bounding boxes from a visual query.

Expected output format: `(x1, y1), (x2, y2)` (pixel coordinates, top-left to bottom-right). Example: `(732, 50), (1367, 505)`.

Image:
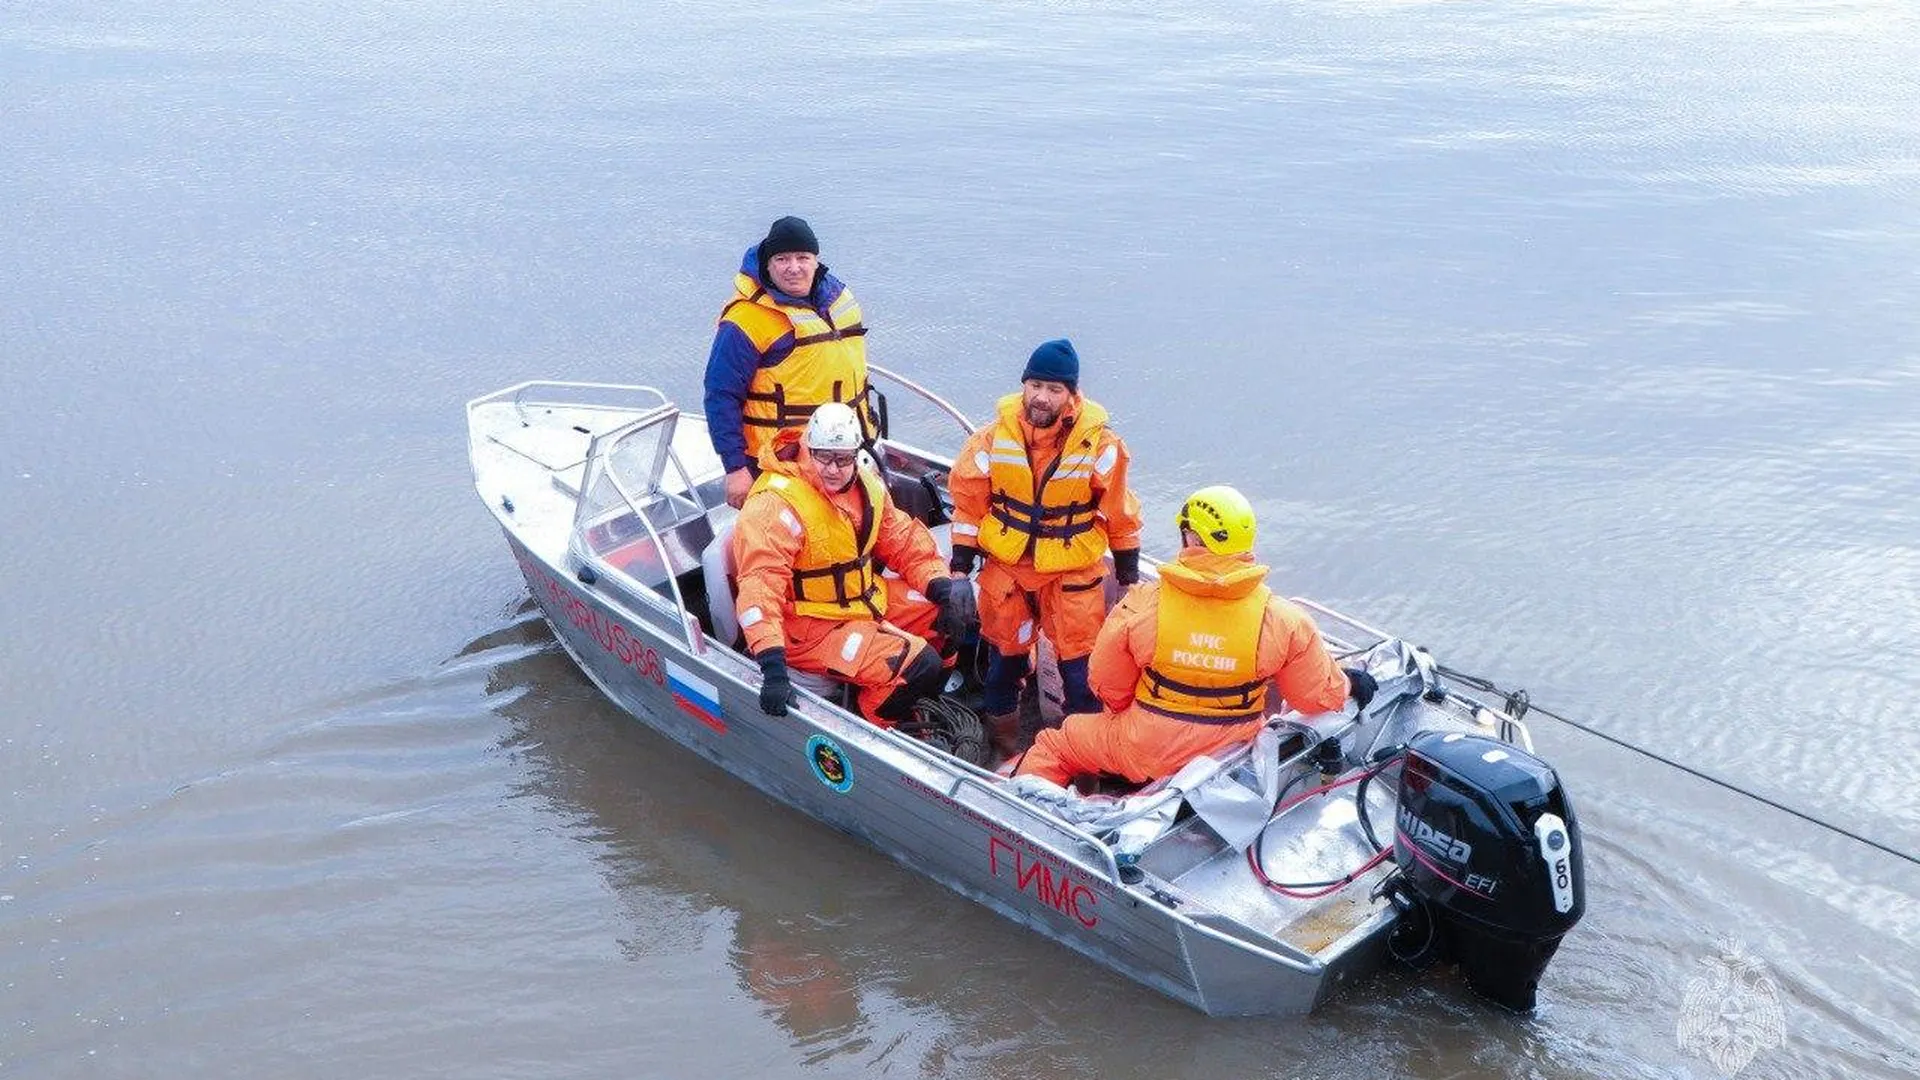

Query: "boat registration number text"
(520, 557), (667, 687)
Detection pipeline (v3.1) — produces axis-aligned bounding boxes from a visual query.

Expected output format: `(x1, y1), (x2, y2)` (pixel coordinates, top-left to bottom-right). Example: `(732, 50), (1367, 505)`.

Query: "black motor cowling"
(1393, 730), (1584, 1010)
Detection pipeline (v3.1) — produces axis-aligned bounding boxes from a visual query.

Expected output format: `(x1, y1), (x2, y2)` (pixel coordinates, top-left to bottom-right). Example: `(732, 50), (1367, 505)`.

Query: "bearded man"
(945, 339), (1143, 757)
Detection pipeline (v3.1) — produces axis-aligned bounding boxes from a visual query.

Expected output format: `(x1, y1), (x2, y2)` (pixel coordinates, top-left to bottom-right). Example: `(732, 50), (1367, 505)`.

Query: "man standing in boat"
(704, 215), (874, 510)
(734, 403), (976, 727)
(946, 339), (1144, 757)
(1014, 485), (1377, 787)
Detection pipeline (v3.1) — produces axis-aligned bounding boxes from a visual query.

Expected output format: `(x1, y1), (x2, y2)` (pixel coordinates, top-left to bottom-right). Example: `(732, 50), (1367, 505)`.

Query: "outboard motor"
(1393, 730), (1584, 1011)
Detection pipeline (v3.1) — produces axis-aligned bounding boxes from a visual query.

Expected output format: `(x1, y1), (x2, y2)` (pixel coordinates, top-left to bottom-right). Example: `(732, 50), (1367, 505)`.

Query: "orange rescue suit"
(732, 433), (947, 722)
(948, 393), (1142, 659)
(1016, 548), (1351, 786)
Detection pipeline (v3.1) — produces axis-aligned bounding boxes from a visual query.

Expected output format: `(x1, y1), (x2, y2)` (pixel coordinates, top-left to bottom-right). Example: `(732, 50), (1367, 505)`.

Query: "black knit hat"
(756, 216), (820, 288)
(1021, 338), (1080, 392)
(762, 215), (819, 256)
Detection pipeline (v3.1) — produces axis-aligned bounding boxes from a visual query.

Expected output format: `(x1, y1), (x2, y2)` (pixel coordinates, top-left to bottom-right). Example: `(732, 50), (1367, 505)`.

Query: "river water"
(5, 2), (1917, 1077)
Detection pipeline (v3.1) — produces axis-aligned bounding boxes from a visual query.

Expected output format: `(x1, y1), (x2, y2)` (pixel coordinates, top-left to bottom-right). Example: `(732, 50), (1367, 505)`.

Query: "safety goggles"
(812, 450), (858, 469)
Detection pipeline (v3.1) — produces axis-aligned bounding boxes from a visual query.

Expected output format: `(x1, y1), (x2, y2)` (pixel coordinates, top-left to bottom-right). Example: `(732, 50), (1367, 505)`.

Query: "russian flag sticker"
(667, 661), (726, 734)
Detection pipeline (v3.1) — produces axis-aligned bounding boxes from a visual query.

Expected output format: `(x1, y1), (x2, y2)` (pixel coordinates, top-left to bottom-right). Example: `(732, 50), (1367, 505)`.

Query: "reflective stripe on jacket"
(1136, 564), (1272, 722)
(975, 392), (1115, 573)
(722, 271), (870, 461)
(747, 463), (889, 622)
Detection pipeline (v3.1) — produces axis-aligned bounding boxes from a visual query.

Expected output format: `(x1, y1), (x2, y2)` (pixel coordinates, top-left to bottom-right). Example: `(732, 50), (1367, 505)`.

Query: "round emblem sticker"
(806, 734), (853, 793)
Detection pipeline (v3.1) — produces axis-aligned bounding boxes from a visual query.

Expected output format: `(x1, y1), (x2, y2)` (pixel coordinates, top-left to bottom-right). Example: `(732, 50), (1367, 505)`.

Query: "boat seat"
(700, 517), (841, 700)
(701, 517), (744, 648)
(885, 469), (950, 527)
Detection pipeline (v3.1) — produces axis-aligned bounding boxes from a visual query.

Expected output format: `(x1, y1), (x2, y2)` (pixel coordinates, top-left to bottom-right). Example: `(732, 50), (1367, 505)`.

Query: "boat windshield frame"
(569, 402), (711, 650)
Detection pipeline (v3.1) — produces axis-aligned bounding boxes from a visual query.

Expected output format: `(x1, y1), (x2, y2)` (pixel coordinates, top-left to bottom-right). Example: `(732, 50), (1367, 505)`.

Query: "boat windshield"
(572, 405), (709, 590)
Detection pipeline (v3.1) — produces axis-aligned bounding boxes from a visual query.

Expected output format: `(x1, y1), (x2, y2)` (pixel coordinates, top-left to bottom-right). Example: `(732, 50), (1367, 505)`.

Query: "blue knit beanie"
(1021, 338), (1080, 392)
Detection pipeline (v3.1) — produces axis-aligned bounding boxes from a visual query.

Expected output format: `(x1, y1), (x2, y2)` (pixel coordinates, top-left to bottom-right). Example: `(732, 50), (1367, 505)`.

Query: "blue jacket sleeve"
(703, 321), (763, 472)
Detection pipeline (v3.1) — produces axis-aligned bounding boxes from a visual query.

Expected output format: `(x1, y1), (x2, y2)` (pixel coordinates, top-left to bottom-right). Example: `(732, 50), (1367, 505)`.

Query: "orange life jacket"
(1135, 559), (1272, 722)
(975, 392), (1115, 573)
(721, 273), (871, 461)
(747, 463), (889, 621)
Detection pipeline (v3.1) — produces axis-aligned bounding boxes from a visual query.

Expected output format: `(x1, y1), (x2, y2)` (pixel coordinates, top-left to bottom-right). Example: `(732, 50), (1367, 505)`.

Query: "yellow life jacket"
(722, 272), (871, 462)
(976, 392), (1114, 573)
(1135, 559), (1273, 722)
(748, 464), (889, 621)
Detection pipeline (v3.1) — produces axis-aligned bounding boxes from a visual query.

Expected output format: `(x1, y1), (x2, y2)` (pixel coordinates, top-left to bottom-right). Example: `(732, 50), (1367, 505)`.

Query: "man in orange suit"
(733, 403), (974, 724)
(1016, 485), (1376, 786)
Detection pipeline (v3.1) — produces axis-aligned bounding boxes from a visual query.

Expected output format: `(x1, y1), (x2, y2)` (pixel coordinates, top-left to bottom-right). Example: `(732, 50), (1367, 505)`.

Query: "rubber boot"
(982, 651), (1031, 716)
(982, 708), (1023, 761)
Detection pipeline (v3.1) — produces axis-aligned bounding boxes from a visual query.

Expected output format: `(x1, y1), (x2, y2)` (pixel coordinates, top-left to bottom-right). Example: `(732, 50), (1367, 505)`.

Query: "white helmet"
(804, 402), (863, 452)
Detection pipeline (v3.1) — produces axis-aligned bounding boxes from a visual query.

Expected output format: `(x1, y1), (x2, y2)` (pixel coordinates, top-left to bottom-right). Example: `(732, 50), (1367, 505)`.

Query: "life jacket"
(721, 270), (871, 462)
(1135, 556), (1273, 723)
(976, 392), (1115, 573)
(747, 460), (890, 622)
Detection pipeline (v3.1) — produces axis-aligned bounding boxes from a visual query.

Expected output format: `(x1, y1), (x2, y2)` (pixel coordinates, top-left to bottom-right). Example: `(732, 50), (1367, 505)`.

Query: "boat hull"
(502, 530), (1365, 1015)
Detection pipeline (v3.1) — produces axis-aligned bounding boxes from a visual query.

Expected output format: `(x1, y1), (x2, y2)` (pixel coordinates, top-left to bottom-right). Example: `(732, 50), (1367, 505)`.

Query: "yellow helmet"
(1177, 485), (1256, 555)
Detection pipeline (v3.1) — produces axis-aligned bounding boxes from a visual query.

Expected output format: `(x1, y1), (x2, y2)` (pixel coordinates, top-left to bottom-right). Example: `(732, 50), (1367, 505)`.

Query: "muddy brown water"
(5, 3), (1917, 1076)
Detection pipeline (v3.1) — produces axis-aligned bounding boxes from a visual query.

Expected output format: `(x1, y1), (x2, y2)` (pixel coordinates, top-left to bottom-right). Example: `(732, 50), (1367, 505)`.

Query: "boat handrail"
(466, 379), (673, 423)
(867, 363), (976, 438)
(1289, 596), (1393, 649)
(516, 380), (670, 419)
(944, 772), (1125, 887)
(1290, 597), (1539, 749)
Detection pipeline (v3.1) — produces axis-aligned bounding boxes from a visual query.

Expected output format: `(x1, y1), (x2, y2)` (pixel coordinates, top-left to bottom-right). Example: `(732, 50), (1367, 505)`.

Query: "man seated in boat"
(945, 339), (1144, 758)
(704, 215), (876, 510)
(734, 403), (977, 725)
(1014, 485), (1377, 788)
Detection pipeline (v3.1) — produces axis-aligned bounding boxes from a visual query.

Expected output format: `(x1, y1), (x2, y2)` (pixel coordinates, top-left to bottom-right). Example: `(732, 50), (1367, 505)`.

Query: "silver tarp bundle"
(1005, 637), (1443, 858)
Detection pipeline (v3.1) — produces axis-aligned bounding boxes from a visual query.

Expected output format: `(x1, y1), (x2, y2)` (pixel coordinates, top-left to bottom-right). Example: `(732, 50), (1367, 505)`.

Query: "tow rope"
(1436, 663), (1920, 869)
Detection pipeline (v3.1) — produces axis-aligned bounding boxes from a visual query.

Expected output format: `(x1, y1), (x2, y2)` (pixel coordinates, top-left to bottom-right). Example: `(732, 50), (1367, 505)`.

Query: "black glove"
(1112, 548), (1140, 587)
(925, 575), (979, 645)
(949, 543), (979, 576)
(1343, 667), (1378, 712)
(757, 647), (793, 717)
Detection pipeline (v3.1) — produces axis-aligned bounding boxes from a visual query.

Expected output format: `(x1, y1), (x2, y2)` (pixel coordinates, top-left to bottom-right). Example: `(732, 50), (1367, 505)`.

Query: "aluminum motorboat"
(464, 370), (1585, 1016)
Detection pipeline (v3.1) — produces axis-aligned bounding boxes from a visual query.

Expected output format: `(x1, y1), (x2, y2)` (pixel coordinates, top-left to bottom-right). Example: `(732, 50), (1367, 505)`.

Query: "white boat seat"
(701, 517), (744, 648)
(792, 669), (841, 698)
(700, 517), (840, 700)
